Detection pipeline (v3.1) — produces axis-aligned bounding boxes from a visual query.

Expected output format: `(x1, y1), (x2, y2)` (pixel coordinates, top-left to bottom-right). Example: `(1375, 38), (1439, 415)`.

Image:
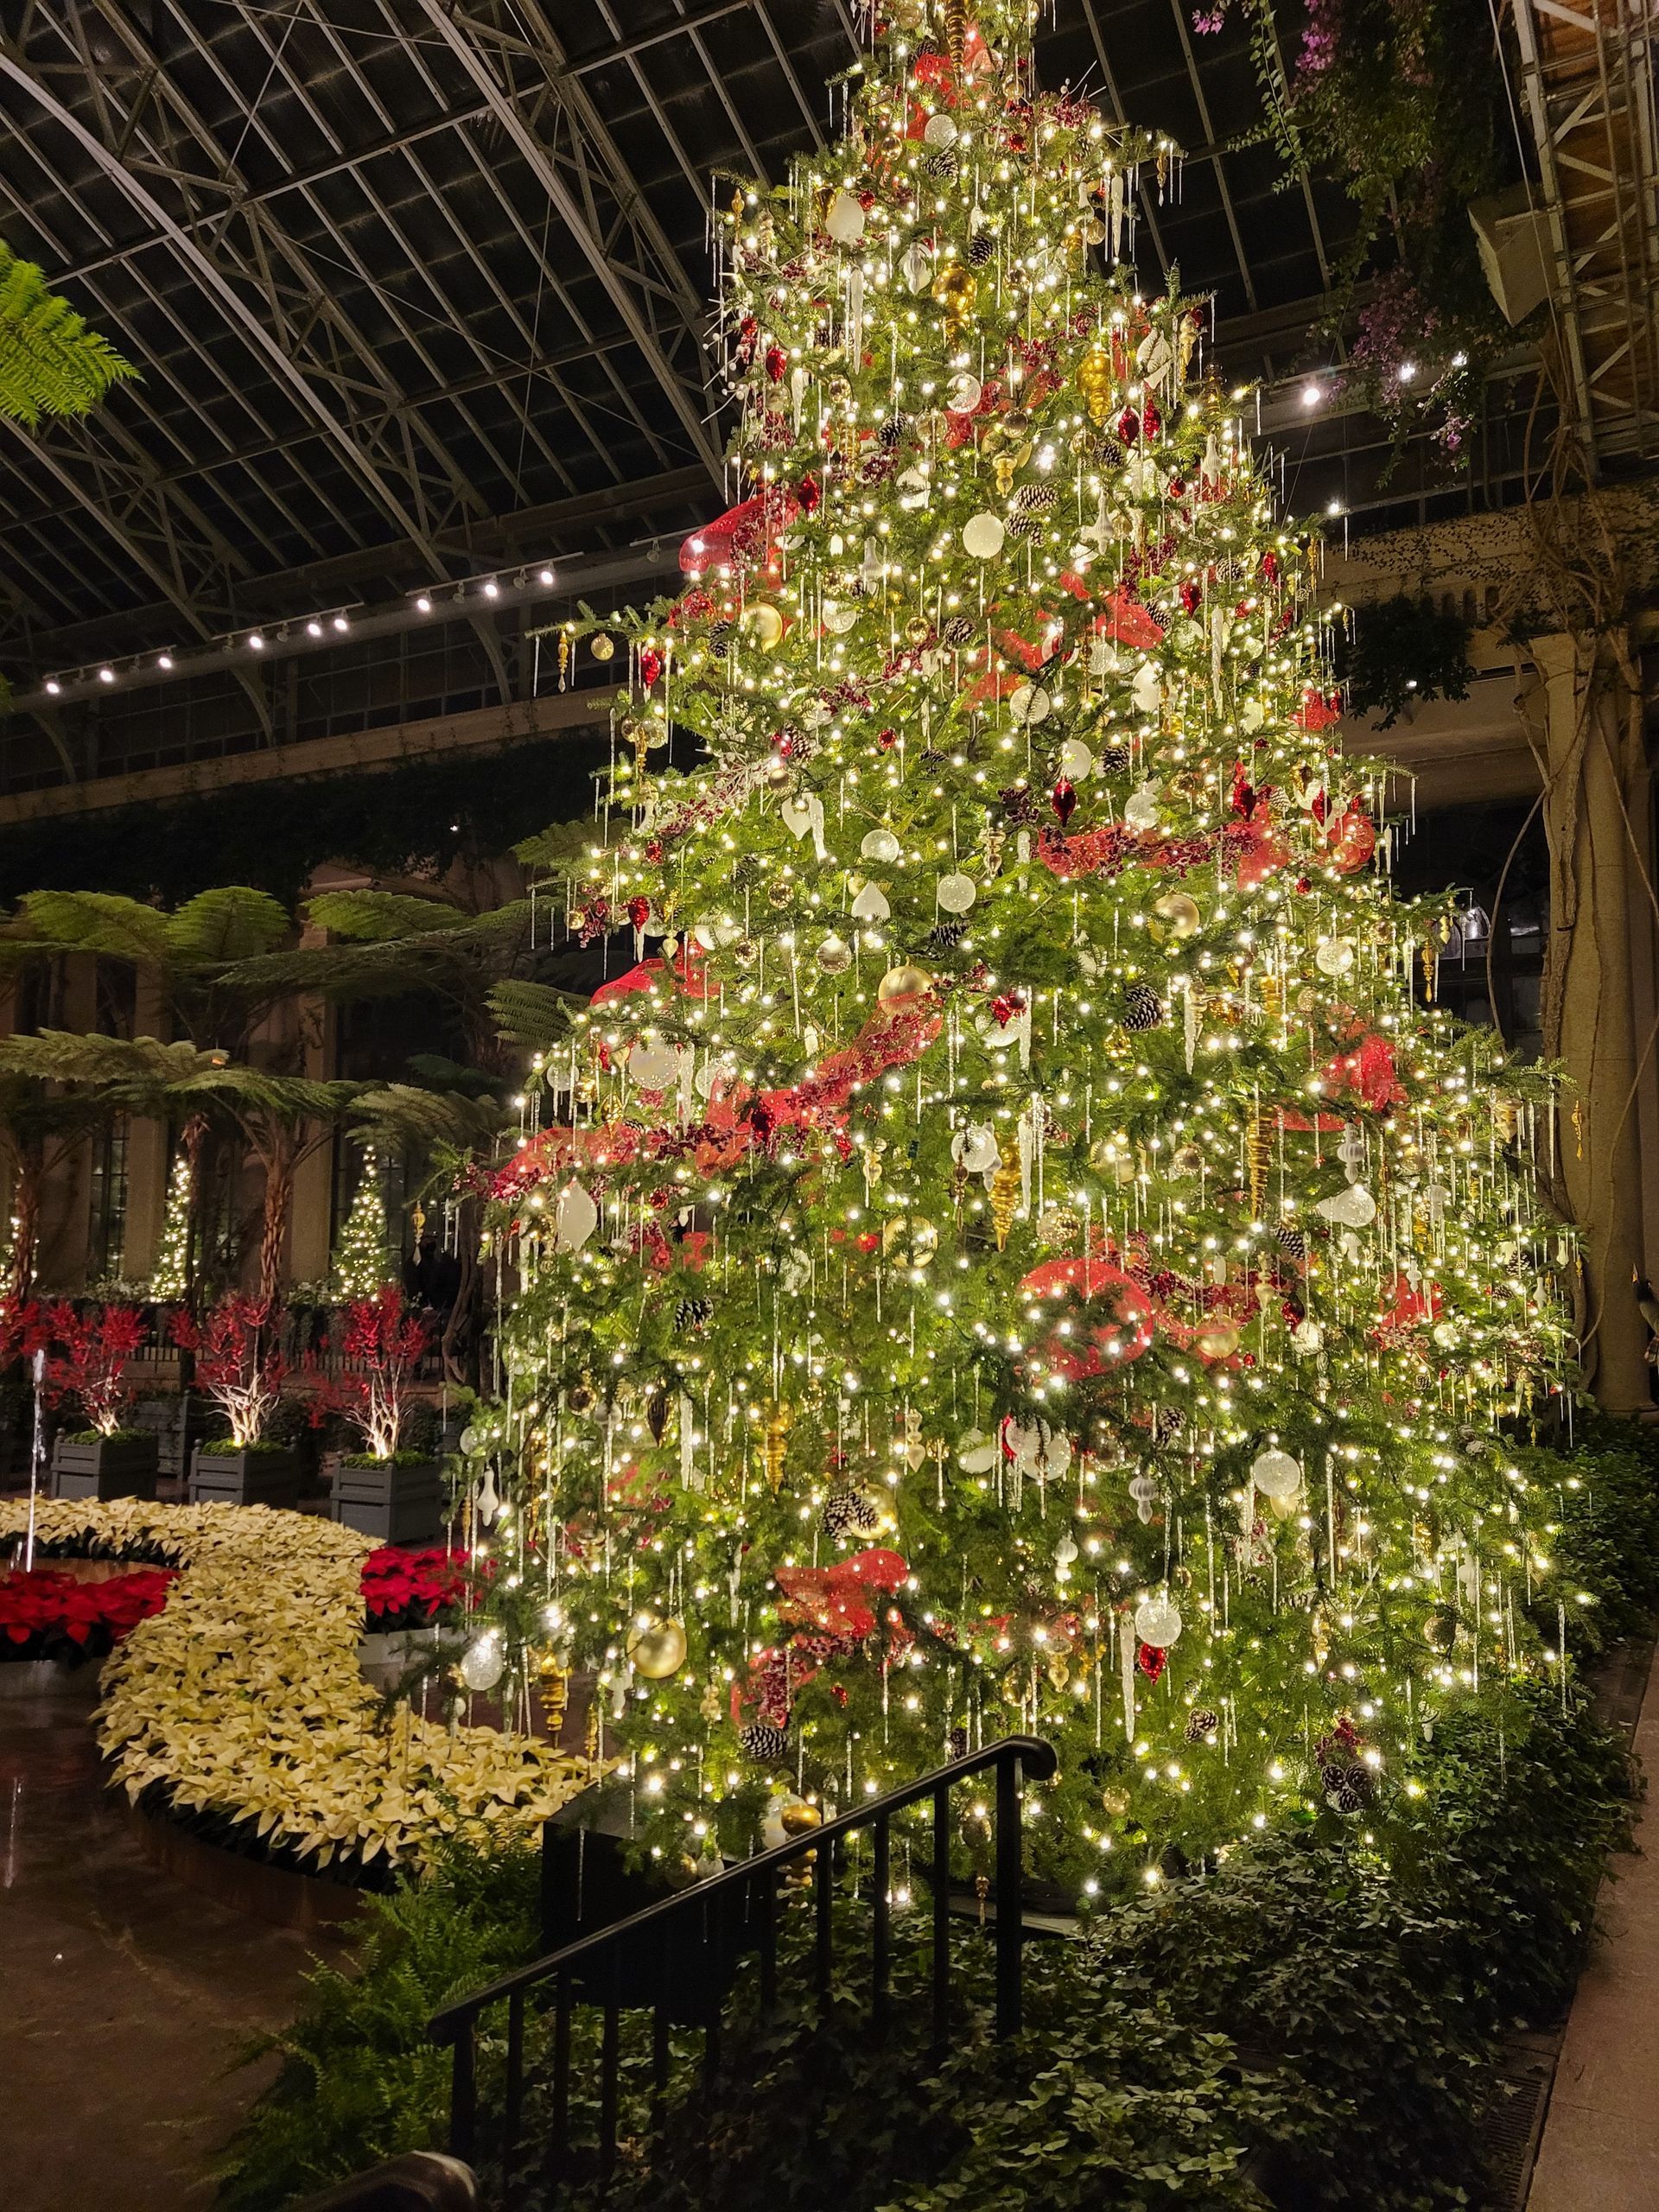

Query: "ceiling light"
(45, 679), (60, 696)
(157, 653), (173, 671)
(248, 633), (264, 651)
(307, 620), (323, 638)
(99, 666), (115, 682)
(332, 614), (348, 632)
(483, 580), (499, 599)
(1326, 499), (1344, 517)
(1300, 382), (1322, 409)
(538, 567), (555, 586)
(416, 594), (432, 613)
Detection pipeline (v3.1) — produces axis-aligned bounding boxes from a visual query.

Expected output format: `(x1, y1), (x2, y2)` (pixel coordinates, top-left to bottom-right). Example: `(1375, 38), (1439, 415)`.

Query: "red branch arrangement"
(301, 1286), (430, 1461)
(172, 1295), (289, 1448)
(26, 1302), (150, 1437)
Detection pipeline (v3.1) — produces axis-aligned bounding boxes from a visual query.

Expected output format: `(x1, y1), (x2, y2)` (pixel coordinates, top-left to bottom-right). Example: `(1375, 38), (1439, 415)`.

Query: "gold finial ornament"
(1248, 1111), (1274, 1219)
(944, 0), (967, 67)
(1076, 346), (1115, 424)
(990, 1137), (1022, 1251)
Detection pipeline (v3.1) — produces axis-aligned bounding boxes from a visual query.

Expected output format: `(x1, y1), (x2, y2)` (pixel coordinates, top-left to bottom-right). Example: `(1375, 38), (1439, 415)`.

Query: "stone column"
(1533, 628), (1654, 1411)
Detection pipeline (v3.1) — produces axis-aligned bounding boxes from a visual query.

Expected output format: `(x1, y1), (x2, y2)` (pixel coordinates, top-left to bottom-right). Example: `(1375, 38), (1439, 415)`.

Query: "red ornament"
(1136, 1641), (1168, 1683)
(1261, 549), (1281, 585)
(877, 727), (899, 750)
(798, 472), (822, 515)
(1179, 579), (1201, 614)
(1141, 393), (1161, 439)
(626, 895), (652, 930)
(1116, 405), (1140, 444)
(1328, 806), (1376, 874)
(638, 648), (662, 689)
(764, 344), (786, 383)
(1052, 777), (1078, 827)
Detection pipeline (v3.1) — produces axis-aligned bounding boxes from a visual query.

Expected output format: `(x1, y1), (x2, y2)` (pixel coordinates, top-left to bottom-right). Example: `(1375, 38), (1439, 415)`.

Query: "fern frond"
(488, 978), (582, 1051)
(0, 241), (135, 426)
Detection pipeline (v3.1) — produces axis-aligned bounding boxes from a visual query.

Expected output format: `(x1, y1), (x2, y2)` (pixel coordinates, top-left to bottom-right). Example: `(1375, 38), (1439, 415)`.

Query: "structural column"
(1533, 628), (1654, 1411)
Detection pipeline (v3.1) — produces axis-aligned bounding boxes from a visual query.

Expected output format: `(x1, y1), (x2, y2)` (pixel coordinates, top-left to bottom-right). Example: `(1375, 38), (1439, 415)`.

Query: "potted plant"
(41, 1301), (158, 1500)
(171, 1295), (299, 1509)
(304, 1286), (442, 1543)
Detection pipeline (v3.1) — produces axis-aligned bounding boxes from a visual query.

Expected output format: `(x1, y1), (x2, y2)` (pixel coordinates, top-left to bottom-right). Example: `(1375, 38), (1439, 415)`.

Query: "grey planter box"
(330, 1458), (443, 1544)
(50, 1433), (159, 1502)
(188, 1446), (302, 1510)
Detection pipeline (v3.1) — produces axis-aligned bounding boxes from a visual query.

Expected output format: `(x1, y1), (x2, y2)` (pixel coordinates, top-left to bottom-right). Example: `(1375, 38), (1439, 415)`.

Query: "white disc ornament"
(1314, 937), (1357, 977)
(1250, 1448), (1302, 1500)
(825, 189), (865, 245)
(861, 826), (902, 865)
(1058, 737), (1095, 781)
(1007, 683), (1051, 726)
(923, 111), (959, 147)
(1291, 1318), (1325, 1356)
(1134, 1595), (1184, 1649)
(957, 1427), (999, 1474)
(946, 370), (982, 415)
(961, 512), (1006, 559)
(936, 871), (977, 913)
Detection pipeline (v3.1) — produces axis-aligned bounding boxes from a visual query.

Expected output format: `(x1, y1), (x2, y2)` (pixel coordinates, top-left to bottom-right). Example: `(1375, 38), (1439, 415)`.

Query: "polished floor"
(0, 1673), (327, 2212)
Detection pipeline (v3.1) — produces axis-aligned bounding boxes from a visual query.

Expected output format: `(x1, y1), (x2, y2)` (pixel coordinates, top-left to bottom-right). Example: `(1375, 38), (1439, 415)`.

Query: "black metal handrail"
(429, 1733), (1058, 2175)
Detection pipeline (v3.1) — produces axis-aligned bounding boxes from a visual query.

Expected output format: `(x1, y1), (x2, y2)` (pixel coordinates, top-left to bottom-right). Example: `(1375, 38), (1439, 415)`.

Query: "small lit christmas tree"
(330, 1148), (391, 1302)
(148, 1151), (193, 1300)
(470, 0), (1580, 1897)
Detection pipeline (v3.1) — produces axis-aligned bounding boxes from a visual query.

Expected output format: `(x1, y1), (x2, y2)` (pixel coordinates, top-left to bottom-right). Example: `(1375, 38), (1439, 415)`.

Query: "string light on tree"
(469, 0), (1578, 1901)
(148, 1152), (194, 1301)
(329, 1148), (391, 1302)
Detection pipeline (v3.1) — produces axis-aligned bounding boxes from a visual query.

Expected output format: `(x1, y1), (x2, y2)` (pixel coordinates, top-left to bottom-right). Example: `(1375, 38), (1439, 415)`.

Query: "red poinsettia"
(0, 1566), (175, 1662)
(359, 1543), (468, 1632)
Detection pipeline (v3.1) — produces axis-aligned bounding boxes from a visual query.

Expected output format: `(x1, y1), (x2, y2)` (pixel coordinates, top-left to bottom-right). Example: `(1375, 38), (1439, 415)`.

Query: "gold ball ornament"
(931, 263), (977, 332)
(626, 1615), (689, 1679)
(740, 601), (785, 651)
(1149, 892), (1203, 942)
(780, 1797), (823, 1838)
(1101, 1783), (1132, 1818)
(1194, 1320), (1241, 1361)
(876, 962), (933, 1009)
(1076, 346), (1116, 424)
(588, 632), (616, 662)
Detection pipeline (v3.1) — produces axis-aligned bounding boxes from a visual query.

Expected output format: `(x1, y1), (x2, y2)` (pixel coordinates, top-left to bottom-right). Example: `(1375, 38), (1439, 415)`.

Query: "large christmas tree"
(477, 0), (1578, 1896)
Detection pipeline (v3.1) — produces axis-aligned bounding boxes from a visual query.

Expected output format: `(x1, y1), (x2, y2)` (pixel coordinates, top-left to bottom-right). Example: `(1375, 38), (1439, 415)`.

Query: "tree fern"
(0, 240), (134, 426)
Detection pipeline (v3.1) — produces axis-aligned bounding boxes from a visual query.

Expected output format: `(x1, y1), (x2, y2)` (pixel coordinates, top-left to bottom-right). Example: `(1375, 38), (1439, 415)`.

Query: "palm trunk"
(257, 1135), (296, 1313)
(8, 1166), (39, 1301)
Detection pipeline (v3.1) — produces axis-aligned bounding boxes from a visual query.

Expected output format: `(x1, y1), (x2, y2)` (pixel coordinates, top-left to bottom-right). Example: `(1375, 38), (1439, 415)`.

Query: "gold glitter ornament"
(1076, 346), (1115, 424)
(931, 263), (977, 334)
(588, 632), (615, 663)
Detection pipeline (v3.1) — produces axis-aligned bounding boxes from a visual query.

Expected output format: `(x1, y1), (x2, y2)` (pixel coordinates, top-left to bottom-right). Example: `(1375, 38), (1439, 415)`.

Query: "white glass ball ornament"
(946, 370), (982, 414)
(825, 189), (865, 245)
(1317, 1183), (1377, 1229)
(1122, 782), (1162, 831)
(961, 512), (1006, 559)
(1134, 1595), (1184, 1649)
(1314, 937), (1357, 977)
(459, 1630), (506, 1693)
(1250, 1448), (1302, 1500)
(952, 1123), (1000, 1173)
(923, 111), (959, 147)
(936, 871), (977, 913)
(1007, 683), (1052, 726)
(861, 825), (902, 865)
(1058, 737), (1095, 781)
(817, 932), (853, 975)
(1291, 1318), (1325, 1356)
(628, 1039), (677, 1090)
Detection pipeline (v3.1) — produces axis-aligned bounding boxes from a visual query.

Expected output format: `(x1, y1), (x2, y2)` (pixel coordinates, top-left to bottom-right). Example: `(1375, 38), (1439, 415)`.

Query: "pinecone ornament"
(740, 1720), (790, 1765)
(823, 1489), (881, 1540)
(1184, 1707), (1220, 1744)
(968, 232), (995, 267)
(941, 614), (976, 646)
(1122, 982), (1164, 1033)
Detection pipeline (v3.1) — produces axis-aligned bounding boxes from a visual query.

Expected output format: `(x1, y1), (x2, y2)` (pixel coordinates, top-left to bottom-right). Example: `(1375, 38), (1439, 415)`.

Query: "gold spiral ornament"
(990, 1137), (1022, 1251)
(1247, 1110), (1274, 1220)
(763, 1401), (793, 1493)
(944, 0), (967, 66)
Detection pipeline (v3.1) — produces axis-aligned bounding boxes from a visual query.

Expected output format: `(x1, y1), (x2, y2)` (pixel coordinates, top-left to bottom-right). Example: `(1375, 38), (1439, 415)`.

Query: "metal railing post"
(995, 1750), (1021, 2038)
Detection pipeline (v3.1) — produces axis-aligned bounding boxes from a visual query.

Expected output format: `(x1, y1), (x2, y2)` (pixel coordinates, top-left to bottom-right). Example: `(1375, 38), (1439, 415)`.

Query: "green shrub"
(214, 1841), (539, 2212)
